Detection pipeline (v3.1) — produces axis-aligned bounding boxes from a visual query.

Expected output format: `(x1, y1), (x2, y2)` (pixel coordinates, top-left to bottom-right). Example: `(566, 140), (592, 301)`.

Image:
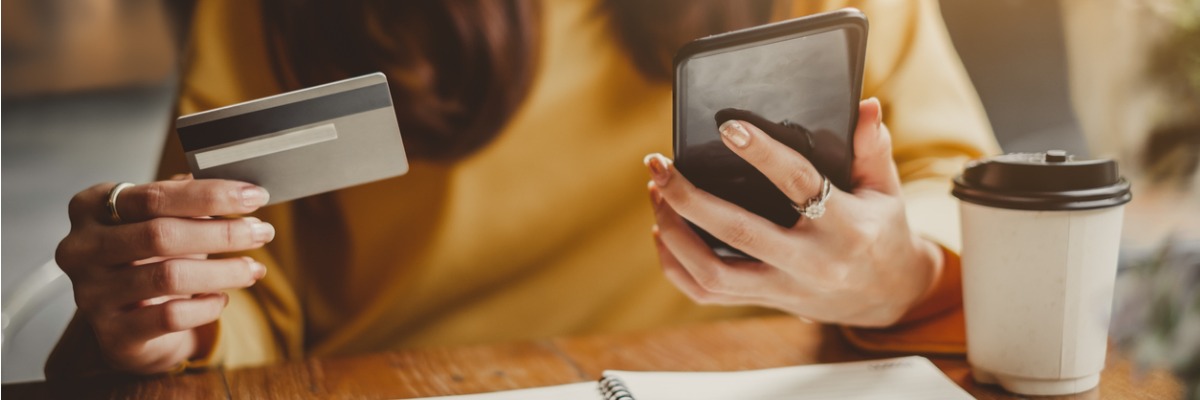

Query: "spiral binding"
(598, 374), (635, 400)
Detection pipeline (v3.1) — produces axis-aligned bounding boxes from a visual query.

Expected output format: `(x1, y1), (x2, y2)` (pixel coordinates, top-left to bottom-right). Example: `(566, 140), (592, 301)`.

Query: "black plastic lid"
(952, 151), (1132, 211)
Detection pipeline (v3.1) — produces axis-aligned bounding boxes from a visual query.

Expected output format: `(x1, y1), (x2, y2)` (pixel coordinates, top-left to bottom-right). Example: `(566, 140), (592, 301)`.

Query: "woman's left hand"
(645, 98), (944, 327)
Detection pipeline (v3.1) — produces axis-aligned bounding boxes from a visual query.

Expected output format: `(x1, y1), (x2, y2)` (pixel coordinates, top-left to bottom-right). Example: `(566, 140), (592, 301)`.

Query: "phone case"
(672, 8), (869, 258)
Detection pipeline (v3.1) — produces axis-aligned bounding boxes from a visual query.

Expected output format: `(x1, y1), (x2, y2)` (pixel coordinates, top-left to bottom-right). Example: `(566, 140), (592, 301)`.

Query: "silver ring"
(106, 182), (136, 224)
(792, 176), (831, 220)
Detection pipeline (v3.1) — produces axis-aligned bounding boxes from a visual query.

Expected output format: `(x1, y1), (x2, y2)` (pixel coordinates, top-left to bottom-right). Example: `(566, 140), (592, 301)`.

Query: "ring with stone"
(792, 176), (831, 220)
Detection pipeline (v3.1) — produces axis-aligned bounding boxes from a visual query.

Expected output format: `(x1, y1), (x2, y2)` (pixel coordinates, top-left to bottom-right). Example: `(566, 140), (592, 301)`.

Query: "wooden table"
(3, 316), (1183, 399)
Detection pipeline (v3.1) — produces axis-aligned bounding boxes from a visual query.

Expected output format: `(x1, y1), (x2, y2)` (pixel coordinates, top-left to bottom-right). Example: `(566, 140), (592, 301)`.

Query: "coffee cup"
(952, 150), (1132, 395)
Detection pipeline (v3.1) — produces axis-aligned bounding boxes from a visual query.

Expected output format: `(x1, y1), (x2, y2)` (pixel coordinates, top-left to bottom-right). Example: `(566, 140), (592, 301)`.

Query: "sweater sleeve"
(866, 0), (999, 253)
(787, 0), (1000, 352)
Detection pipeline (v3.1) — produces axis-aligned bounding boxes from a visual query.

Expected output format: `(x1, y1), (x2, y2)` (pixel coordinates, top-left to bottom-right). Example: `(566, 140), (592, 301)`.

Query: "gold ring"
(106, 182), (136, 224)
(791, 176), (831, 220)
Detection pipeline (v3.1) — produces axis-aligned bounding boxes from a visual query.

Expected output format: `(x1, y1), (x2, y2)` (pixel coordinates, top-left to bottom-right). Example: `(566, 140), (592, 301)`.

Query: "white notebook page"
(403, 356), (973, 400)
(605, 356), (974, 400)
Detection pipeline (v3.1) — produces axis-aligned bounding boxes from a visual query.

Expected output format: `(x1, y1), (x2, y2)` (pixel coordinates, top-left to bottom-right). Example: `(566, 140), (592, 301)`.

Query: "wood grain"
(224, 341), (585, 400)
(4, 315), (1185, 399)
(552, 316), (836, 375)
(1, 370), (227, 400)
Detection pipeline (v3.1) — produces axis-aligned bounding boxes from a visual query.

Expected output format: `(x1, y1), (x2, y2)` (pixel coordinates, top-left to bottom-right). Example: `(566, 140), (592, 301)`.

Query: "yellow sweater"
(52, 0), (997, 374)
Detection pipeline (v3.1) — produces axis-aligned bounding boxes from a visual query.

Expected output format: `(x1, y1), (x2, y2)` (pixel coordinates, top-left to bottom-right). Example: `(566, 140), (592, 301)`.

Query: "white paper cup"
(952, 151), (1131, 396)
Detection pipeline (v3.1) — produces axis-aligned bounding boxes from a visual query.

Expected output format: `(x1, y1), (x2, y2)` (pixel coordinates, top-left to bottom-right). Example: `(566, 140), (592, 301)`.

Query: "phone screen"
(675, 23), (862, 257)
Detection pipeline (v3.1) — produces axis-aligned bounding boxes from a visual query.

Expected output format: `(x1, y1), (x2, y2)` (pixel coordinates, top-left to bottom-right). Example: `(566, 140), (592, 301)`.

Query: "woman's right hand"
(54, 178), (274, 374)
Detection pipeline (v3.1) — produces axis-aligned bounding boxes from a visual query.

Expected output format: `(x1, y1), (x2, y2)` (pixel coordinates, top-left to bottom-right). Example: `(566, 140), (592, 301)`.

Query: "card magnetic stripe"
(177, 83), (392, 152)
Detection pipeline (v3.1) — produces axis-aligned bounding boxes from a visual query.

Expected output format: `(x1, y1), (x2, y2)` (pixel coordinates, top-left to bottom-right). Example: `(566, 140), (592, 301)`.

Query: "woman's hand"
(646, 98), (944, 327)
(54, 176), (274, 374)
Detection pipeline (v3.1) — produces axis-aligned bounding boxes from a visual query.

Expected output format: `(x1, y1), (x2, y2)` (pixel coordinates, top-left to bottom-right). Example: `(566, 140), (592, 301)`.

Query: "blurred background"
(2, 0), (1197, 385)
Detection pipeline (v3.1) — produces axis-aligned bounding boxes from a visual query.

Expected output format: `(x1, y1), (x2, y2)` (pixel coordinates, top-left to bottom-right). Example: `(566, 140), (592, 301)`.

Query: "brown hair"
(261, 0), (776, 160)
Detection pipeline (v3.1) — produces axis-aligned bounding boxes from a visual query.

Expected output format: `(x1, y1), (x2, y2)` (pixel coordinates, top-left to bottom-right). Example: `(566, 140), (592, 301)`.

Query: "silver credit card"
(176, 72), (408, 205)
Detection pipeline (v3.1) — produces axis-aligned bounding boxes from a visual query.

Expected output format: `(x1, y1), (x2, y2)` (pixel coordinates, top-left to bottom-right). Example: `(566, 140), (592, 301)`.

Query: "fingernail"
(248, 219), (275, 243)
(223, 293), (230, 307)
(245, 257), (267, 279)
(643, 153), (673, 186)
(719, 120), (751, 148)
(868, 97), (882, 131)
(240, 186), (269, 208)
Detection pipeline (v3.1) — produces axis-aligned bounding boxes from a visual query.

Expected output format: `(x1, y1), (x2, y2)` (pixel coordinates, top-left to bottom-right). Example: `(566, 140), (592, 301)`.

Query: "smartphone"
(673, 8), (868, 258)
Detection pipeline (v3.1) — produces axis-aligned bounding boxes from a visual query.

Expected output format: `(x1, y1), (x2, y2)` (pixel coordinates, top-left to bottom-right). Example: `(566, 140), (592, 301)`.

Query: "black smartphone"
(672, 8), (868, 258)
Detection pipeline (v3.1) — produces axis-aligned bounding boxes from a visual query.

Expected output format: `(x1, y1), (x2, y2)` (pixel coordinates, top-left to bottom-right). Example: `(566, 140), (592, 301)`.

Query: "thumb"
(851, 97), (901, 195)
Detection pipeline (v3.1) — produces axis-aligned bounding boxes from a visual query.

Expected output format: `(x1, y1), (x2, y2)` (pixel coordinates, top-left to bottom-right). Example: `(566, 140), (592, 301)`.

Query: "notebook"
(405, 356), (975, 400)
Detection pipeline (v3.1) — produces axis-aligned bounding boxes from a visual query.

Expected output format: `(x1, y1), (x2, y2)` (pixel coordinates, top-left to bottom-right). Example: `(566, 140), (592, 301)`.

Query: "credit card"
(176, 72), (408, 205)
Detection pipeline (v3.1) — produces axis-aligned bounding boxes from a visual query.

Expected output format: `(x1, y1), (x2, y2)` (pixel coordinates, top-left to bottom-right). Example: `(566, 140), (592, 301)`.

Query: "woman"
(48, 0), (996, 377)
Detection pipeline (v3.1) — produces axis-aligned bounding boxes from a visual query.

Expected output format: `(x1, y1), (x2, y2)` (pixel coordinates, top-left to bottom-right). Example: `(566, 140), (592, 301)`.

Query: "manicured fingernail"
(643, 153), (673, 186)
(719, 120), (751, 148)
(245, 257), (267, 279)
(248, 219), (275, 243)
(241, 186), (269, 208)
(868, 97), (882, 131)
